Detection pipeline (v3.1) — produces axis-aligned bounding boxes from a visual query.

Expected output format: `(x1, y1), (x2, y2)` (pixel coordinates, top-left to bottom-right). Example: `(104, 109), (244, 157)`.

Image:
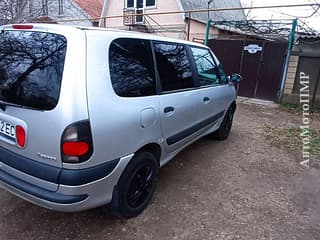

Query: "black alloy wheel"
(213, 107), (235, 141)
(108, 151), (159, 218)
(221, 110), (233, 138)
(126, 164), (155, 209)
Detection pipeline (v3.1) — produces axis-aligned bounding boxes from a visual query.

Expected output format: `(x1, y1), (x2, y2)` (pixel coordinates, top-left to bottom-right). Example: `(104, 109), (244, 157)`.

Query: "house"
(32, 0), (103, 26)
(100, 0), (246, 40)
(72, 0), (104, 26)
(1, 0), (103, 26)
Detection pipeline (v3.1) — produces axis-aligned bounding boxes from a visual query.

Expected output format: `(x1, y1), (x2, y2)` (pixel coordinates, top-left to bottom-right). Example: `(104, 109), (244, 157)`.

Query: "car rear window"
(0, 31), (67, 110)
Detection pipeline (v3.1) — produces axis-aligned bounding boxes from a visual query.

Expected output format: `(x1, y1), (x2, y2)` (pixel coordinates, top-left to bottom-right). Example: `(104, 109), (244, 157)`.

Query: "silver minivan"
(0, 24), (240, 218)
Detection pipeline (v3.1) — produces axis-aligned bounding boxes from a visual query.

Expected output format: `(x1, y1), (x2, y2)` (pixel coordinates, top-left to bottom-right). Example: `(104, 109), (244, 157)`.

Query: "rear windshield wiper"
(0, 101), (39, 111)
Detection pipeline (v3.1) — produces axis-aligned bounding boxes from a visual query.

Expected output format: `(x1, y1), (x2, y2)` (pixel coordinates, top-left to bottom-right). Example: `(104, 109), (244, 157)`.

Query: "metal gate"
(208, 39), (288, 101)
(293, 56), (320, 107)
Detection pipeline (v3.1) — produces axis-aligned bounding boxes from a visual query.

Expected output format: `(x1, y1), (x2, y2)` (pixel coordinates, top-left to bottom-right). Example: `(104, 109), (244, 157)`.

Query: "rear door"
(153, 41), (205, 153)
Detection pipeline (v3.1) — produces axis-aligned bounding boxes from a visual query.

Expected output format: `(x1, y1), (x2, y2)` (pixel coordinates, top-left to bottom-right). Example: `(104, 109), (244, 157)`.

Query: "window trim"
(150, 40), (162, 94)
(158, 86), (200, 95)
(185, 44), (200, 88)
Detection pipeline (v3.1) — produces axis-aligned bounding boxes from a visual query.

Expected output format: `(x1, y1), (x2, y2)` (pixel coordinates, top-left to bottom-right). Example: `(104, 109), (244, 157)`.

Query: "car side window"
(190, 47), (223, 86)
(109, 38), (156, 97)
(153, 42), (194, 92)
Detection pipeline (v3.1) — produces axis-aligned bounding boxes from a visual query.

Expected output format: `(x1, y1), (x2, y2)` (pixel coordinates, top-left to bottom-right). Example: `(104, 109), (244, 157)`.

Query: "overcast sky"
(240, 0), (320, 31)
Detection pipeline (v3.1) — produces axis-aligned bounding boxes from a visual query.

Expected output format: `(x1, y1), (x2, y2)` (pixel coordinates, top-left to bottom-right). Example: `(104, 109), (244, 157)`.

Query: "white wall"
(105, 0), (186, 39)
(187, 19), (219, 42)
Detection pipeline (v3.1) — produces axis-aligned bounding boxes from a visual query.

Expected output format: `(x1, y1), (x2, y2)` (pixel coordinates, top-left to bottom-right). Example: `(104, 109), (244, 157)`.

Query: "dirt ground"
(1, 102), (320, 240)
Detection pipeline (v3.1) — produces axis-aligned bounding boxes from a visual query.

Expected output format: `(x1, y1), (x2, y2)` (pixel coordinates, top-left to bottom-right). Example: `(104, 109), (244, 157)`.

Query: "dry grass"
(265, 127), (320, 159)
(280, 103), (320, 120)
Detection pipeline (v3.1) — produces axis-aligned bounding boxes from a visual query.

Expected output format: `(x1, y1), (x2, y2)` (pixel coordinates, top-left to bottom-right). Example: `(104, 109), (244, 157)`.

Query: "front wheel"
(212, 107), (235, 141)
(108, 151), (159, 218)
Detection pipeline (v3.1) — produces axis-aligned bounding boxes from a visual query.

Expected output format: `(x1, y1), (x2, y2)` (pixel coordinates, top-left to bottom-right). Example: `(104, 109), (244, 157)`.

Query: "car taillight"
(61, 120), (93, 163)
(16, 125), (26, 148)
(62, 142), (89, 156)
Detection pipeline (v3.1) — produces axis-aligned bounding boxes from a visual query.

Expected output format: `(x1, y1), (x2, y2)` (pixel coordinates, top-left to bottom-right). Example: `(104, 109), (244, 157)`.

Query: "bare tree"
(0, 0), (29, 24)
(0, 0), (53, 25)
(307, 0), (320, 16)
(240, 0), (255, 20)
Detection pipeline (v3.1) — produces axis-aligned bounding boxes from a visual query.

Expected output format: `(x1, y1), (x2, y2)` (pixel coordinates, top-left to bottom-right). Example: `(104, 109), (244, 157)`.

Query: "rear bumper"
(0, 145), (120, 185)
(1, 170), (88, 204)
(0, 146), (133, 212)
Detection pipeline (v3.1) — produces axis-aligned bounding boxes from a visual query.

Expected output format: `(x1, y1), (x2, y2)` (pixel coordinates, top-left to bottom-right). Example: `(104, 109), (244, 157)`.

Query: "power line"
(297, 19), (319, 35)
(8, 3), (317, 38)
(55, 3), (320, 23)
(279, 4), (320, 18)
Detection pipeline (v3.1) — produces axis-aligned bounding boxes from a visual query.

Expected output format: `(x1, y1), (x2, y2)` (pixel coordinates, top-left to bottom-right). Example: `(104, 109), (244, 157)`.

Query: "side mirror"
(229, 73), (242, 83)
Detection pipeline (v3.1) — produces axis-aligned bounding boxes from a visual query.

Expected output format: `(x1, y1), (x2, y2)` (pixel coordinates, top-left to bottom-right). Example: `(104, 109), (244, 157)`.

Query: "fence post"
(278, 18), (298, 103)
(186, 11), (191, 41)
(205, 20), (212, 46)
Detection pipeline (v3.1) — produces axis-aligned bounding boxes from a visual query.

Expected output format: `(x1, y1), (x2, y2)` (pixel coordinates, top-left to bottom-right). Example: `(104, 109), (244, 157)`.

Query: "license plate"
(0, 119), (16, 140)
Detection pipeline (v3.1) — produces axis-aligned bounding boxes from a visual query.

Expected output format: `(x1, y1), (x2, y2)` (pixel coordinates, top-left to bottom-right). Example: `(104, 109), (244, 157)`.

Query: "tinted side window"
(190, 47), (222, 86)
(109, 38), (156, 97)
(153, 42), (193, 92)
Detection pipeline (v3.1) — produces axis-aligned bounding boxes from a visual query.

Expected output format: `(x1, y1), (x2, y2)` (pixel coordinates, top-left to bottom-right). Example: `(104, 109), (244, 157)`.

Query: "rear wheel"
(212, 107), (235, 141)
(108, 151), (159, 218)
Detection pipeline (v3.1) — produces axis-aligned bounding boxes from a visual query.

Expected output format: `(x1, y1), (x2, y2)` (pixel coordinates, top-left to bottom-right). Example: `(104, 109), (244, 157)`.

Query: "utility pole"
(207, 0), (213, 20)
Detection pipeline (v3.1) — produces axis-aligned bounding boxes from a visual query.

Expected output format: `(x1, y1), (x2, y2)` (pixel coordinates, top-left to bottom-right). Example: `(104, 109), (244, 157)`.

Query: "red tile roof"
(30, 16), (57, 24)
(74, 0), (104, 19)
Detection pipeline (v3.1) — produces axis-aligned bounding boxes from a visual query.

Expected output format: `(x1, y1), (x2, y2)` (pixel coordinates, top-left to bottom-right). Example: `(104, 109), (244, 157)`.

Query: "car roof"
(0, 23), (208, 49)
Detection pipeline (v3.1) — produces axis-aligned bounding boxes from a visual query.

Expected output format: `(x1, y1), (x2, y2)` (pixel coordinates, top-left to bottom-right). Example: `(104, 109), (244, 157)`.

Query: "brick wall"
(284, 55), (299, 95)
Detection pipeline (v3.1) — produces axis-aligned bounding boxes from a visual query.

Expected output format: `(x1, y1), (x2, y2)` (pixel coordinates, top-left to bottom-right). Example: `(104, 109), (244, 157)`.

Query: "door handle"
(203, 97), (210, 103)
(164, 106), (175, 114)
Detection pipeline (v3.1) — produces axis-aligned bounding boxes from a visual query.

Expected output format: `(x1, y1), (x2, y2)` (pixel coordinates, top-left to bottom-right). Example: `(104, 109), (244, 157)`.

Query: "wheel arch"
(135, 143), (161, 166)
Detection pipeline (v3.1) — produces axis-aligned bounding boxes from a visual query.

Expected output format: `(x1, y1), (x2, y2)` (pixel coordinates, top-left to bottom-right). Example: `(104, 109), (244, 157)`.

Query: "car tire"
(212, 106), (235, 141)
(107, 151), (159, 218)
